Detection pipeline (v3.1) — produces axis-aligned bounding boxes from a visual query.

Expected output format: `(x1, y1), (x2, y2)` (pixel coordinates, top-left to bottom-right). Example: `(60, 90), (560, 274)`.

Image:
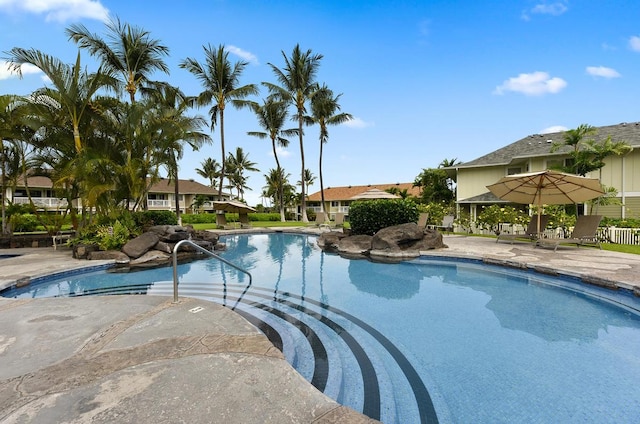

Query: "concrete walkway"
(0, 232), (638, 423)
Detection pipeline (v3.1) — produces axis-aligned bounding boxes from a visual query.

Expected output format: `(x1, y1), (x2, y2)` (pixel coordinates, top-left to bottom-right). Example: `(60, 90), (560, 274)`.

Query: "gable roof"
(307, 183), (420, 201)
(16, 175), (223, 196)
(148, 178), (223, 195)
(457, 122), (640, 169)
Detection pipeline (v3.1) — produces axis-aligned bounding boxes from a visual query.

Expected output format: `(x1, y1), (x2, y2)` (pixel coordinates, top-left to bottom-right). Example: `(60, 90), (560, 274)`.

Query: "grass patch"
(601, 243), (640, 255)
(190, 221), (308, 231)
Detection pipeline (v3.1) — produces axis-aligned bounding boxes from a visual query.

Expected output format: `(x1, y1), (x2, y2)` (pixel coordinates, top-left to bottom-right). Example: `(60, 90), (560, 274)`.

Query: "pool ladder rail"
(171, 239), (253, 304)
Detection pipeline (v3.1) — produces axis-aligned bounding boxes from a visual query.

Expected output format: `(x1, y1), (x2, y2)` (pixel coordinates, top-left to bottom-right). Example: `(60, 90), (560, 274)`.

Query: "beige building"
(307, 183), (420, 219)
(452, 122), (640, 220)
(6, 176), (230, 214)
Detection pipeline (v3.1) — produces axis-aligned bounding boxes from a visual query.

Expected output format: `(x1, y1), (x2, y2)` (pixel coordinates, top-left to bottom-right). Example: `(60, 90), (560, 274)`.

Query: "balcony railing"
(12, 197), (67, 209)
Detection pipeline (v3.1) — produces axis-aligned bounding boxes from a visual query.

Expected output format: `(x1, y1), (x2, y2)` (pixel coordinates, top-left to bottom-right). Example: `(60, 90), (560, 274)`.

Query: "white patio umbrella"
(211, 200), (257, 213)
(350, 188), (400, 200)
(486, 170), (604, 236)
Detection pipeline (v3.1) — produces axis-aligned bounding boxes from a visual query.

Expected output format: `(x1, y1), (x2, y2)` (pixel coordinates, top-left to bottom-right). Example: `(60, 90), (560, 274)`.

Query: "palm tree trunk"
(272, 141), (285, 222)
(218, 110), (225, 201)
(298, 116), (308, 222)
(319, 140), (325, 216)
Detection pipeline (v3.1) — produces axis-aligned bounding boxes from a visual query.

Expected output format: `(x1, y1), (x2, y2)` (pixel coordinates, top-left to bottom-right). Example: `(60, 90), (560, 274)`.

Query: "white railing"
(12, 197), (67, 208)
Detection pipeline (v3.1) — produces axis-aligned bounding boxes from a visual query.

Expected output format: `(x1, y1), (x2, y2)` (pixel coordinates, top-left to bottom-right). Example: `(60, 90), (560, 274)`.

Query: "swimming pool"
(3, 232), (640, 423)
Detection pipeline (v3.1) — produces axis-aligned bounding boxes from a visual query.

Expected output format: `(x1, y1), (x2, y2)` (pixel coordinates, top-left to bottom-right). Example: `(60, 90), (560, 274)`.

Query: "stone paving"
(0, 231), (638, 423)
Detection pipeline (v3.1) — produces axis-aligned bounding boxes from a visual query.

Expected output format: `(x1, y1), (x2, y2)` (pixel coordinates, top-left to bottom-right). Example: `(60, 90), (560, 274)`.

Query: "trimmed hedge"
(181, 212), (281, 224)
(349, 199), (420, 236)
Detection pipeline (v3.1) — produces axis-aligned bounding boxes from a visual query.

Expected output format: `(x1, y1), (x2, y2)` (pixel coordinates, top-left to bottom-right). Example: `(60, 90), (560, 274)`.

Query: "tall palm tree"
(265, 44), (323, 222)
(180, 44), (258, 200)
(264, 167), (293, 213)
(248, 98), (297, 220)
(226, 147), (259, 201)
(148, 85), (211, 221)
(66, 17), (170, 103)
(196, 157), (221, 187)
(309, 84), (352, 215)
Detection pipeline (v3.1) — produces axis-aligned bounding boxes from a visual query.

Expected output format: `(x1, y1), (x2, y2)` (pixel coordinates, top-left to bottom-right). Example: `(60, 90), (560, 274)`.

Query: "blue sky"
(1, 0), (639, 207)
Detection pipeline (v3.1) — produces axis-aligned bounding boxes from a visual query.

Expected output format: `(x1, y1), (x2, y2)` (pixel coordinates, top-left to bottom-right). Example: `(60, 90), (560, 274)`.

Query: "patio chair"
(497, 215), (549, 244)
(216, 213), (235, 230)
(312, 211), (330, 229)
(417, 213), (429, 229)
(239, 213), (252, 229)
(330, 212), (345, 231)
(536, 215), (602, 252)
(436, 215), (455, 234)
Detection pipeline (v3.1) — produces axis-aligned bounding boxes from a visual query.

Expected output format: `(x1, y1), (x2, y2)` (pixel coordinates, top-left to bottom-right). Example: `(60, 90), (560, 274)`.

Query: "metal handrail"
(172, 239), (253, 303)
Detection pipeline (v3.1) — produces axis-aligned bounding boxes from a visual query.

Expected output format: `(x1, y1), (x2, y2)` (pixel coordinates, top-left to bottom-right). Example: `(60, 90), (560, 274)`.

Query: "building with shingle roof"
(307, 183), (420, 219)
(9, 176), (230, 213)
(451, 122), (640, 219)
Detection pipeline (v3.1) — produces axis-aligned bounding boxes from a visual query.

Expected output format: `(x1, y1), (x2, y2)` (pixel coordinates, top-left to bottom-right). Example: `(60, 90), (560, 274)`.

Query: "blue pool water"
(3, 233), (640, 423)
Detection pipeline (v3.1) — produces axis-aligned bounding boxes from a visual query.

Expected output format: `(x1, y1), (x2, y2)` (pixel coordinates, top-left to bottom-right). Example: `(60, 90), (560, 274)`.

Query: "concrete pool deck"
(0, 231), (638, 423)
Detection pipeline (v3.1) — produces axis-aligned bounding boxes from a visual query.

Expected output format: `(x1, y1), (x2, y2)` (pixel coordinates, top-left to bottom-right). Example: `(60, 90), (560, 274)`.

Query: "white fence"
(467, 223), (640, 246)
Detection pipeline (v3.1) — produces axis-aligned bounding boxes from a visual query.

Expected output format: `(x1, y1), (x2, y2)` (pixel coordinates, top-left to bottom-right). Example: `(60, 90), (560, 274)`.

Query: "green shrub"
(10, 213), (39, 232)
(349, 199), (419, 236)
(181, 213), (217, 224)
(132, 210), (177, 228)
(95, 220), (131, 251)
(601, 217), (640, 228)
(476, 205), (528, 235)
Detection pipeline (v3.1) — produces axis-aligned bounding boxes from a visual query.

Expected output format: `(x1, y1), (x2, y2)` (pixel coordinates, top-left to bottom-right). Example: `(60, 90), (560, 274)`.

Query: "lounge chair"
(216, 213), (235, 230)
(497, 215), (549, 244)
(330, 212), (345, 231)
(436, 215), (455, 233)
(239, 213), (252, 229)
(536, 215), (602, 252)
(312, 211), (330, 229)
(417, 213), (429, 229)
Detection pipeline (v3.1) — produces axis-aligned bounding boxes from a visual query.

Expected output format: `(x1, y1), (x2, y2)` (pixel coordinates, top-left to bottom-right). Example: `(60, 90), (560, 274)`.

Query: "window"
(507, 167), (521, 175)
(331, 201), (339, 207)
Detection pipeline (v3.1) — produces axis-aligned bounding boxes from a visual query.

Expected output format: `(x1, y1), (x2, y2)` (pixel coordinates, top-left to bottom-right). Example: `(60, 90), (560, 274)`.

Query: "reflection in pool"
(3, 233), (640, 423)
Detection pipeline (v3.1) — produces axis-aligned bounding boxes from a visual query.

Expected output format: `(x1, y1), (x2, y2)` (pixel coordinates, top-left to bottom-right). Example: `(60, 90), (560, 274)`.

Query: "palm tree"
(66, 16), (170, 103)
(180, 44), (258, 200)
(265, 44), (323, 222)
(0, 95), (27, 234)
(5, 49), (117, 153)
(196, 157), (221, 187)
(149, 85), (211, 222)
(264, 167), (294, 213)
(226, 147), (259, 201)
(297, 168), (316, 191)
(309, 84), (352, 215)
(248, 98), (297, 220)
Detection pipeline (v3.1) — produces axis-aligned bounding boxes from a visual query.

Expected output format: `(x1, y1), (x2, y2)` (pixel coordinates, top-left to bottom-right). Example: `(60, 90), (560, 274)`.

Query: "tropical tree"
(180, 44), (258, 200)
(196, 157), (221, 187)
(551, 124), (633, 176)
(247, 98), (297, 220)
(225, 147), (258, 201)
(149, 85), (211, 222)
(413, 168), (455, 204)
(66, 16), (170, 103)
(265, 44), (323, 222)
(0, 95), (26, 234)
(309, 84), (352, 215)
(297, 168), (316, 193)
(263, 167), (295, 214)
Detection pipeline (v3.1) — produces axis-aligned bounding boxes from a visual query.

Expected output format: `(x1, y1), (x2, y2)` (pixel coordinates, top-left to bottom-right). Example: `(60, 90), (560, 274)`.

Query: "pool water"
(3, 233), (640, 423)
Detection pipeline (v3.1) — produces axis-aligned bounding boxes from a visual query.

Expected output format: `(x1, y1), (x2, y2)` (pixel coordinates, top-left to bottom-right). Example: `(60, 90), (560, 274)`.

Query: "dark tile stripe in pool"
(253, 286), (438, 424)
(233, 308), (283, 352)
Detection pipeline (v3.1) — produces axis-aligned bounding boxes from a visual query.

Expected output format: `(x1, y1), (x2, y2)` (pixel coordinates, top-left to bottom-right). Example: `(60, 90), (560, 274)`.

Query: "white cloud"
(0, 61), (42, 80)
(493, 71), (567, 96)
(522, 2), (568, 20)
(0, 0), (109, 22)
(540, 125), (568, 134)
(268, 146), (291, 159)
(586, 66), (620, 78)
(629, 36), (640, 52)
(343, 117), (373, 129)
(227, 45), (259, 64)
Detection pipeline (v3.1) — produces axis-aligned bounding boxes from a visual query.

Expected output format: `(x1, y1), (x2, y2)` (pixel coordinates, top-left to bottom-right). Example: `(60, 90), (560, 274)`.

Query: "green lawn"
(190, 221), (308, 231)
(601, 243), (640, 255)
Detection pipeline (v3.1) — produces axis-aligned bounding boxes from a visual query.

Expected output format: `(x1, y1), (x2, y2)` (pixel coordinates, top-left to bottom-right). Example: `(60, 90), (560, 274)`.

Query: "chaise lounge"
(536, 215), (603, 252)
(497, 215), (549, 244)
